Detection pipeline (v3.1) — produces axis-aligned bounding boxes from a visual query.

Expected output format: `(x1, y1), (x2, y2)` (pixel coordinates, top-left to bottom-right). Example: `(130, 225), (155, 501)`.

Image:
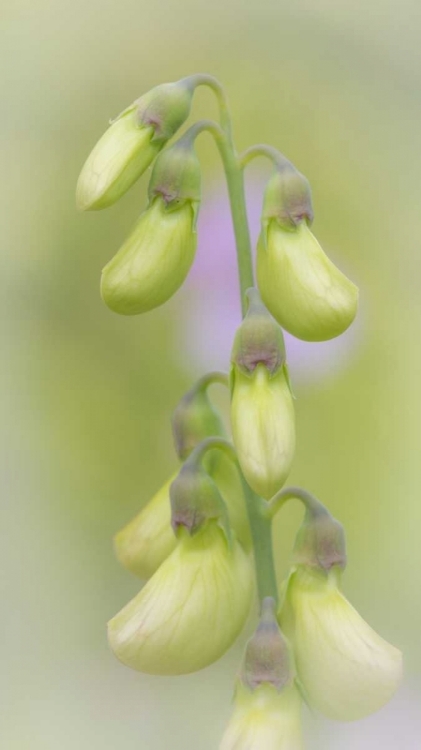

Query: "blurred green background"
(2, 0), (421, 747)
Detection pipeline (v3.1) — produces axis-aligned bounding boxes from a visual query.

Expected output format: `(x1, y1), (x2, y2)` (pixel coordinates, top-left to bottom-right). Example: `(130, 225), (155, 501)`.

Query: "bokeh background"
(2, 0), (421, 747)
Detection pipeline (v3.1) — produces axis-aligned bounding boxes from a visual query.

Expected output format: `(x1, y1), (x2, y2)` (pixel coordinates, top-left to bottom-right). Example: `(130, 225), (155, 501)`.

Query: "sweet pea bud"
(113, 472), (177, 580)
(170, 459), (231, 540)
(230, 289), (295, 500)
(172, 374), (227, 462)
(220, 600), (303, 750)
(101, 141), (201, 315)
(76, 79), (193, 211)
(241, 598), (295, 691)
(257, 166), (358, 342)
(114, 454), (251, 582)
(108, 521), (253, 675)
(279, 565), (403, 722)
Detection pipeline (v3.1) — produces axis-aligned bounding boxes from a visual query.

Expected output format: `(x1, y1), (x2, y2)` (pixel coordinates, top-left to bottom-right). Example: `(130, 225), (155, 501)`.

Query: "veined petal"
(76, 113), (159, 211)
(231, 364), (295, 499)
(114, 473), (177, 580)
(101, 198), (197, 315)
(108, 522), (253, 675)
(280, 566), (403, 721)
(257, 221), (358, 342)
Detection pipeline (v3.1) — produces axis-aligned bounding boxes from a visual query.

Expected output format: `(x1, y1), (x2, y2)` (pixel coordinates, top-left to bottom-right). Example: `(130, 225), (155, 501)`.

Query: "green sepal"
(262, 166), (314, 231)
(148, 140), (201, 212)
(170, 462), (232, 547)
(231, 288), (287, 377)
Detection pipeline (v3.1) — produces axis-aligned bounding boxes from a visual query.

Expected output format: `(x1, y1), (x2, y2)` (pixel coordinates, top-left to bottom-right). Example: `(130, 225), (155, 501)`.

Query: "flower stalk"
(76, 73), (400, 748)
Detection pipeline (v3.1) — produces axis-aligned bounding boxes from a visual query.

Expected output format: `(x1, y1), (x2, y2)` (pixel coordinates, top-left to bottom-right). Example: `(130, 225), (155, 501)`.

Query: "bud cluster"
(76, 75), (402, 748)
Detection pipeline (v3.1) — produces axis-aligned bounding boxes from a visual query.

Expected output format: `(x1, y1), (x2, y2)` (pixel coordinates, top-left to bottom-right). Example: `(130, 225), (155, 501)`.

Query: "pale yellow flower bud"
(280, 565), (403, 721)
(257, 220), (358, 342)
(231, 364), (295, 499)
(220, 683), (303, 750)
(76, 112), (160, 211)
(108, 522), (253, 675)
(76, 80), (193, 211)
(101, 197), (197, 315)
(113, 473), (177, 580)
(114, 457), (251, 580)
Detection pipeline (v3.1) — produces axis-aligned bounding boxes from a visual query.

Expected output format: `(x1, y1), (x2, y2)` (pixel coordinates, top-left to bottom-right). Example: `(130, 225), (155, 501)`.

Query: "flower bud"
(279, 564), (403, 721)
(113, 473), (177, 580)
(76, 80), (193, 211)
(170, 462), (230, 538)
(108, 521), (253, 675)
(101, 196), (197, 315)
(114, 447), (251, 581)
(257, 169), (358, 342)
(172, 374), (227, 462)
(219, 683), (303, 750)
(230, 290), (295, 499)
(220, 598), (303, 749)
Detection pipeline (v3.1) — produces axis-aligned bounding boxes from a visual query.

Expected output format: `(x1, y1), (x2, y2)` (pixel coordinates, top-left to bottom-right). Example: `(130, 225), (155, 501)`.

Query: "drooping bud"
(113, 473), (177, 580)
(101, 140), (201, 316)
(76, 79), (193, 211)
(108, 521), (253, 675)
(279, 508), (402, 721)
(115, 380), (250, 581)
(172, 373), (227, 462)
(257, 166), (358, 342)
(230, 289), (295, 500)
(220, 599), (303, 750)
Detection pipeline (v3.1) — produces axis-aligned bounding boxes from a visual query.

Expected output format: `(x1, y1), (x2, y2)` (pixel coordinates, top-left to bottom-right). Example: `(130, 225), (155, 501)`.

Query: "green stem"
(194, 370), (229, 391)
(180, 120), (254, 315)
(240, 481), (279, 605)
(240, 143), (294, 171)
(266, 485), (330, 521)
(182, 74), (233, 142)
(178, 83), (279, 602)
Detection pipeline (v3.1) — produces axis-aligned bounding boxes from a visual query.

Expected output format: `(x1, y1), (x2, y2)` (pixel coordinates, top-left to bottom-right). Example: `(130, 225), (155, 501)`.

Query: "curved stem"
(186, 436), (238, 467)
(182, 74), (233, 142)
(180, 120), (254, 315)
(240, 144), (294, 171)
(195, 370), (229, 391)
(266, 485), (330, 521)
